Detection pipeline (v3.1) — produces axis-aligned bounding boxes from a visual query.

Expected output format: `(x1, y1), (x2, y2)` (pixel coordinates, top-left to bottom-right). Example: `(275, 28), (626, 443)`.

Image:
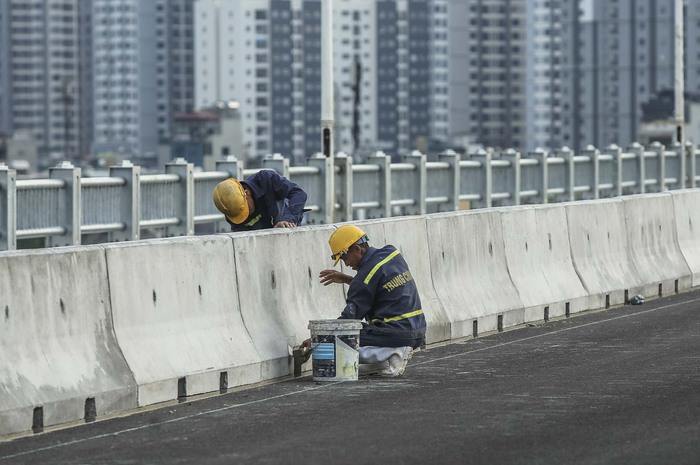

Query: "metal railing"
(0, 141), (698, 251)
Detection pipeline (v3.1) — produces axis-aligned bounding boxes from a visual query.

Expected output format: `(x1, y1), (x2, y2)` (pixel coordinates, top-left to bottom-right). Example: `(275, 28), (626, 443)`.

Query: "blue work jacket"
(227, 169), (308, 232)
(339, 245), (426, 341)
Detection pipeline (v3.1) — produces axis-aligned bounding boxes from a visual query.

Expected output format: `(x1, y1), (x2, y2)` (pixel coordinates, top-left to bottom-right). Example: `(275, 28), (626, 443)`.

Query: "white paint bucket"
(308, 319), (362, 382)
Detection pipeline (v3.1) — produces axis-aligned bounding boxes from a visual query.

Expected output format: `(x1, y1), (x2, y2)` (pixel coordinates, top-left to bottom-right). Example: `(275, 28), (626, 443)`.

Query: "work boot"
(380, 346), (413, 377)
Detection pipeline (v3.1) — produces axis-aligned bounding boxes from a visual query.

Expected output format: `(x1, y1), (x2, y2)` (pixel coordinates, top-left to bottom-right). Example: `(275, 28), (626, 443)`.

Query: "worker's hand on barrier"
(319, 269), (353, 286)
(274, 220), (296, 228)
(299, 338), (312, 363)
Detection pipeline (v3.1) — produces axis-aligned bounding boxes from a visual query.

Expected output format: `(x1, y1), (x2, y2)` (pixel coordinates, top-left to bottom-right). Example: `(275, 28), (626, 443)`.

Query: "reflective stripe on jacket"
(340, 245), (426, 341)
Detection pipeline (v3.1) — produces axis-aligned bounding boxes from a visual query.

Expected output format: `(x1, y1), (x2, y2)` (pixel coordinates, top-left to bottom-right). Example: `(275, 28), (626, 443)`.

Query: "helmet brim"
(227, 205), (249, 224)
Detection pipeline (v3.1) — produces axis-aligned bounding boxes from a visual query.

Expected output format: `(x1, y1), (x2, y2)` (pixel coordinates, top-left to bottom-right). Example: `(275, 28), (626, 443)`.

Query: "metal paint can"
(308, 319), (362, 382)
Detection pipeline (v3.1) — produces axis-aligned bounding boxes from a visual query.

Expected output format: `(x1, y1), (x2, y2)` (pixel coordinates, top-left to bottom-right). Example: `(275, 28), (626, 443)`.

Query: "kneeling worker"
(213, 170), (307, 231)
(303, 225), (426, 377)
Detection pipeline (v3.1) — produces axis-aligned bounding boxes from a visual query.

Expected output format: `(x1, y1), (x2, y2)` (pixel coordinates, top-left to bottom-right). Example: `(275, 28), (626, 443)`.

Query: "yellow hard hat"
(329, 225), (368, 266)
(212, 178), (249, 224)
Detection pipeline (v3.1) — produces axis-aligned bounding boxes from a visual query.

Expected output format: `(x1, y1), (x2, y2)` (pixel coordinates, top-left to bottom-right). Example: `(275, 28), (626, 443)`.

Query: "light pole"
(321, 0), (335, 221)
(674, 0), (685, 184)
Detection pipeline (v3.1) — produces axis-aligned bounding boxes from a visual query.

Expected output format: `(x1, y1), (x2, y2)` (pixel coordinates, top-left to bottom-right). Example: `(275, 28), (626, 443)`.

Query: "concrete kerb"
(426, 209), (524, 339)
(103, 235), (262, 407)
(669, 189), (700, 287)
(565, 198), (641, 309)
(231, 225), (346, 380)
(621, 193), (692, 298)
(0, 246), (136, 437)
(499, 204), (589, 322)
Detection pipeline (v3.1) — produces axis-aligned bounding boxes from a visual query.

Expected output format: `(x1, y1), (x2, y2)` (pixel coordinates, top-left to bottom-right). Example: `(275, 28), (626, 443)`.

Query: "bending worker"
(304, 224), (426, 377)
(213, 169), (307, 231)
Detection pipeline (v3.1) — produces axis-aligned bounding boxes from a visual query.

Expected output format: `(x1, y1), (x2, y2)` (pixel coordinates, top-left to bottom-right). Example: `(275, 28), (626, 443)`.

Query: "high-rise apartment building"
(5, 0), (700, 169)
(168, 0), (196, 119)
(688, 2), (700, 97)
(375, 0), (449, 157)
(0, 0), (82, 165)
(78, 0), (93, 160)
(195, 0), (449, 164)
(448, 0), (527, 152)
(558, 0), (584, 152)
(196, 0), (281, 161)
(92, 0), (195, 160)
(0, 2), (10, 139)
(561, 0), (700, 150)
(525, 1), (563, 151)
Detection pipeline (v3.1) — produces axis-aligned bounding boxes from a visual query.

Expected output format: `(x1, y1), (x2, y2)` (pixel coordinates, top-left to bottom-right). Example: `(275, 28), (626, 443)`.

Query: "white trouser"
(359, 346), (410, 364)
(358, 346), (414, 376)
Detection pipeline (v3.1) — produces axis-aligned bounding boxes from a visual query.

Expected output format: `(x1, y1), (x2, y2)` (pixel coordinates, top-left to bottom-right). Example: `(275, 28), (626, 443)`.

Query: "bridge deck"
(2, 288), (700, 465)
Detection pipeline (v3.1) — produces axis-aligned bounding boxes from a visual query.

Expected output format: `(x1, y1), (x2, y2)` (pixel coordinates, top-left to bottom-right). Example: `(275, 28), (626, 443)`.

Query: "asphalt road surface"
(2, 288), (700, 465)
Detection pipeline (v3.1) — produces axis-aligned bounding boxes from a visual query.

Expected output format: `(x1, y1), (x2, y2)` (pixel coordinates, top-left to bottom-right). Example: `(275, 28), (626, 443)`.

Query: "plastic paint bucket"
(308, 319), (362, 382)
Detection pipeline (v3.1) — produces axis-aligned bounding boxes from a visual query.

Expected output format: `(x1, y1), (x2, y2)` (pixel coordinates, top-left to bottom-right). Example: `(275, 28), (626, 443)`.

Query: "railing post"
(526, 149), (548, 204)
(671, 142), (686, 191)
(333, 152), (353, 222)
(627, 142), (645, 194)
(604, 144), (623, 197)
(262, 153), (290, 177)
(403, 150), (427, 215)
(307, 152), (333, 224)
(438, 149), (460, 212)
(648, 141), (666, 192)
(686, 141), (696, 188)
(469, 149), (492, 208)
(216, 155), (244, 180)
(366, 151), (391, 218)
(165, 157), (194, 237)
(109, 160), (141, 242)
(48, 161), (81, 247)
(581, 145), (600, 199)
(0, 163), (17, 251)
(557, 146), (575, 201)
(500, 148), (521, 206)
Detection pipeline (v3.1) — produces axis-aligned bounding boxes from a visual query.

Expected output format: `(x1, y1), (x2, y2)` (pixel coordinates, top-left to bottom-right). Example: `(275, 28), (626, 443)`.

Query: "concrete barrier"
(104, 236), (261, 407)
(621, 193), (692, 298)
(427, 210), (524, 338)
(375, 216), (451, 344)
(565, 198), (642, 309)
(500, 204), (588, 321)
(232, 226), (347, 379)
(0, 247), (136, 436)
(3, 191), (699, 437)
(670, 189), (700, 287)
